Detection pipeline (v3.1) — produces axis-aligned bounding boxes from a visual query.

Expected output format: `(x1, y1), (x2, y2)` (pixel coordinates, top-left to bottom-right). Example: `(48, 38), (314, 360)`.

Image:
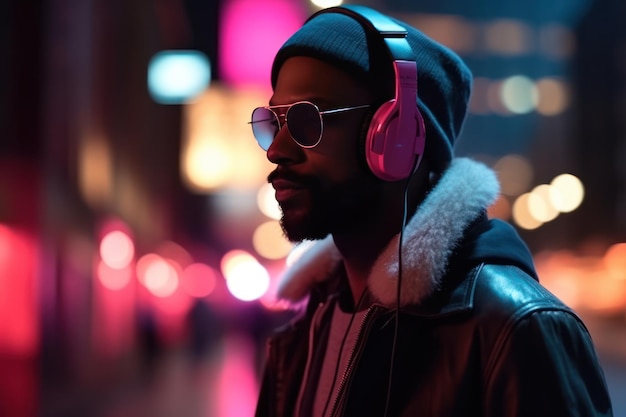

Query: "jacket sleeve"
(484, 309), (613, 417)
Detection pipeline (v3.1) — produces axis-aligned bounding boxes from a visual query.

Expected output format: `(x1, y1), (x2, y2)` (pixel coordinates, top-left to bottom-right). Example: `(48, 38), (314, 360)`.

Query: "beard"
(278, 174), (381, 243)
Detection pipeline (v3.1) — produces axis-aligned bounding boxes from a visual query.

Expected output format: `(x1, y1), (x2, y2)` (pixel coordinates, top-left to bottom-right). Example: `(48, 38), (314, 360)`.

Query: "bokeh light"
(221, 250), (270, 301)
(487, 194), (512, 221)
(470, 77), (571, 117)
(494, 154), (534, 196)
(512, 193), (543, 230)
(0, 224), (39, 356)
(140, 255), (180, 298)
(183, 137), (233, 190)
(536, 78), (570, 116)
(311, 0), (344, 7)
(0, 224), (12, 266)
(136, 253), (160, 283)
(468, 77), (491, 115)
(538, 23), (575, 59)
(500, 75), (538, 114)
(510, 172), (585, 231)
(79, 132), (113, 208)
(487, 79), (510, 115)
(257, 183), (281, 220)
(100, 230), (134, 269)
(408, 14), (476, 54)
(97, 261), (133, 291)
(148, 50), (211, 104)
(219, 0), (305, 86)
(216, 334), (260, 417)
(528, 184), (560, 223)
(156, 240), (194, 269)
(182, 85), (274, 192)
(252, 220), (292, 260)
(181, 263), (218, 298)
(484, 19), (532, 55)
(603, 243), (626, 281)
(549, 173), (584, 213)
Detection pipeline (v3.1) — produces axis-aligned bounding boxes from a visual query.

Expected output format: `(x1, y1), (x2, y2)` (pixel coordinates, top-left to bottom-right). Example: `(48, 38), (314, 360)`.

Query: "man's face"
(266, 56), (383, 242)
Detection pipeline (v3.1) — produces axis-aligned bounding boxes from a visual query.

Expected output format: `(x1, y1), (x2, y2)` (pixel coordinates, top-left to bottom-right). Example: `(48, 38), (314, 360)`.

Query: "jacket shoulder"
(473, 263), (571, 313)
(470, 263), (586, 332)
(471, 265), (613, 416)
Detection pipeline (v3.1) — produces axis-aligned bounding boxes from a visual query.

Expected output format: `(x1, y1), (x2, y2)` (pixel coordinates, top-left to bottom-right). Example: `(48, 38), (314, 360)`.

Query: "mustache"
(267, 168), (316, 187)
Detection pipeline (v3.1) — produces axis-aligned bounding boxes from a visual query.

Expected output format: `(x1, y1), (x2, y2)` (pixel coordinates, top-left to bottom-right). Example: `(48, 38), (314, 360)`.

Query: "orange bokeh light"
(604, 243), (626, 280)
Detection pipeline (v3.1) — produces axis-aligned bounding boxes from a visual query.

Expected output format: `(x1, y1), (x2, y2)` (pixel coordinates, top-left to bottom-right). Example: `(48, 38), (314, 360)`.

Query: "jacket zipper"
(328, 305), (383, 417)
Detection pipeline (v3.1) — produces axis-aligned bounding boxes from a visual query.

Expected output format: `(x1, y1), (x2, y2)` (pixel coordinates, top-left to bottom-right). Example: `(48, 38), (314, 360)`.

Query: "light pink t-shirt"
(312, 302), (368, 417)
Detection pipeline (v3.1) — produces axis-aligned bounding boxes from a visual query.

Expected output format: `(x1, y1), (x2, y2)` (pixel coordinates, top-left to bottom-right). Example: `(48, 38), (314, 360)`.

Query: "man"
(250, 4), (613, 417)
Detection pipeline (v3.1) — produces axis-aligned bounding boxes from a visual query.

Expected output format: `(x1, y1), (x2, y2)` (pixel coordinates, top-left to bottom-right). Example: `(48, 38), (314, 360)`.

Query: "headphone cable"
(320, 289), (369, 417)
(383, 170), (413, 417)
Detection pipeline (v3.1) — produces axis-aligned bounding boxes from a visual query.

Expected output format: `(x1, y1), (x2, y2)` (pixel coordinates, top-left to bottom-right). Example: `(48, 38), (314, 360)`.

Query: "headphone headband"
(306, 6), (426, 181)
(307, 5), (414, 62)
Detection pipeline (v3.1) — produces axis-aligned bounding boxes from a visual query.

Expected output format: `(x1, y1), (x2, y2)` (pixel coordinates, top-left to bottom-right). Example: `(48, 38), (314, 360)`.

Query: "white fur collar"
(277, 158), (500, 307)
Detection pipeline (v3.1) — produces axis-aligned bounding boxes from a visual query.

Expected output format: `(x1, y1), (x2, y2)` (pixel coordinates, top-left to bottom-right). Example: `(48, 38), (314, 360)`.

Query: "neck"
(333, 230), (393, 307)
(332, 196), (411, 305)
(332, 167), (432, 305)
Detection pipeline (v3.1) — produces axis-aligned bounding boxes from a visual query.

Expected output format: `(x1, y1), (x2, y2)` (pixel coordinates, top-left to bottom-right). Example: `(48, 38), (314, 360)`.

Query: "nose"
(266, 124), (303, 165)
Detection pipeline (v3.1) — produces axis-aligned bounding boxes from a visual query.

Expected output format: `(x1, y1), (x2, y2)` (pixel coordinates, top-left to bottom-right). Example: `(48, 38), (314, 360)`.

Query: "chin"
(277, 180), (371, 242)
(280, 214), (329, 243)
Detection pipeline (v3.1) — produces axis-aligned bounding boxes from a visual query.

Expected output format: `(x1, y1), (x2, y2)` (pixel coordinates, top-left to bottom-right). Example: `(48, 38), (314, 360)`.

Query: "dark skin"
(267, 56), (431, 306)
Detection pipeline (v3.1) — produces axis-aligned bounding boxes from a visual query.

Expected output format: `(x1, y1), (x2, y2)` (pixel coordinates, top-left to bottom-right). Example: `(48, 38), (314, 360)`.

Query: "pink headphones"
(313, 5), (426, 181)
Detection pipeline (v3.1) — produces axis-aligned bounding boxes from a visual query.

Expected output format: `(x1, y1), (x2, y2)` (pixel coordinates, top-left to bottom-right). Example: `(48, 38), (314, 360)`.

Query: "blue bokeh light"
(147, 50), (211, 104)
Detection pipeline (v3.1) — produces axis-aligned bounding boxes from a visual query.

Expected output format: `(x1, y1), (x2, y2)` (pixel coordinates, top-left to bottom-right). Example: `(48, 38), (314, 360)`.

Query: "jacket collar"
(277, 157), (500, 308)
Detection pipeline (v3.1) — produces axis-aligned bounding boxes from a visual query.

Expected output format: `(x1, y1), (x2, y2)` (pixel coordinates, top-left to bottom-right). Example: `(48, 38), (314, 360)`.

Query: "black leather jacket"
(255, 159), (613, 417)
(256, 263), (613, 416)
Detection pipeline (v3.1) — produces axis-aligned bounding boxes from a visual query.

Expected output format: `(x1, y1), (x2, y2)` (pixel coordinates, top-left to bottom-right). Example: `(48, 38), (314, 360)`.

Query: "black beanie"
(270, 6), (473, 173)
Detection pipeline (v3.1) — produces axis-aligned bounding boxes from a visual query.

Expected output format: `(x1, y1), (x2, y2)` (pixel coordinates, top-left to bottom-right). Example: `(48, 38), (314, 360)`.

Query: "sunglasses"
(249, 101), (370, 150)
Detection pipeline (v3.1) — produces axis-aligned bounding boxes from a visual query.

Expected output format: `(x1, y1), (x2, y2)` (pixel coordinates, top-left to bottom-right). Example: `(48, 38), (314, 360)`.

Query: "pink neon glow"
(0, 224), (38, 356)
(219, 0), (306, 86)
(136, 253), (162, 285)
(99, 230), (134, 269)
(97, 260), (133, 290)
(156, 240), (193, 269)
(181, 263), (217, 298)
(144, 257), (179, 298)
(93, 256), (136, 357)
(217, 334), (260, 417)
(137, 254), (193, 319)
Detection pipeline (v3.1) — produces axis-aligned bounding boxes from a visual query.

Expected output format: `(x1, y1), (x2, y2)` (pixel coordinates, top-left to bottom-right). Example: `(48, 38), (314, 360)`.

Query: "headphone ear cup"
(364, 99), (422, 181)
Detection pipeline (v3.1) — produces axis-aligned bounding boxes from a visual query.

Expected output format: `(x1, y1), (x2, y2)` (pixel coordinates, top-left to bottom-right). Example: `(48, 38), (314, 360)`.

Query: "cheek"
(308, 147), (365, 184)
(309, 126), (368, 178)
(307, 156), (372, 195)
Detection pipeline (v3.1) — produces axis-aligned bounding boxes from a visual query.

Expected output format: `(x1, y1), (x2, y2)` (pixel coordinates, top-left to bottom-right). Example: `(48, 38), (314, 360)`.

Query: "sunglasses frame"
(250, 101), (370, 150)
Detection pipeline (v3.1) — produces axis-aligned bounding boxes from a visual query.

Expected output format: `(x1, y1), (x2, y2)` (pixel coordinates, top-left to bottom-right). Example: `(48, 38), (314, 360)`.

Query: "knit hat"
(270, 6), (473, 173)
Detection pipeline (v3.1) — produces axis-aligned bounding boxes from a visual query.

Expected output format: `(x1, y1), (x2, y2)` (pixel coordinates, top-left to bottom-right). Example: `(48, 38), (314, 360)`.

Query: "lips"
(271, 178), (307, 203)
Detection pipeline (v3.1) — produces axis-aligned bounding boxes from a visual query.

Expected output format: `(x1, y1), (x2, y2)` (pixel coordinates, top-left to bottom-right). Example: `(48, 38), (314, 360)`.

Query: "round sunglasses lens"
(287, 102), (322, 147)
(251, 107), (279, 150)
